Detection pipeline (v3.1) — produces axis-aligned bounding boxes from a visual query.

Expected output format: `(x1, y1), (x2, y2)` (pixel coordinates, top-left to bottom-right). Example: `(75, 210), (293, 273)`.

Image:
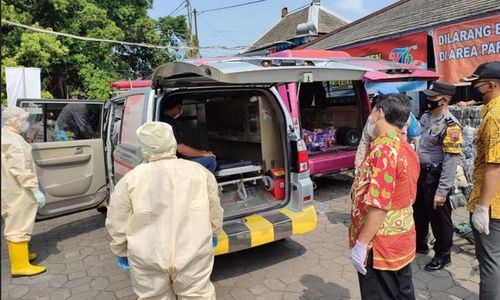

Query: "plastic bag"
(302, 127), (337, 153)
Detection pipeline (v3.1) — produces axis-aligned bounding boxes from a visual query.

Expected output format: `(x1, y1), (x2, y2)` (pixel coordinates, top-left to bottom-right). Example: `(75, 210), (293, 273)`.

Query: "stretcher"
(215, 164), (263, 205)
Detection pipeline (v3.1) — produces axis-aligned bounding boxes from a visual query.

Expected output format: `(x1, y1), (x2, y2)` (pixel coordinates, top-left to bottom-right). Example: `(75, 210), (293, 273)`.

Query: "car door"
(111, 91), (151, 183)
(17, 99), (108, 220)
(151, 57), (371, 88)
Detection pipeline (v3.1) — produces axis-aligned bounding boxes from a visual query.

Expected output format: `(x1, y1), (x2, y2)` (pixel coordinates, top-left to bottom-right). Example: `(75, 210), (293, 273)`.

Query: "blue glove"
(116, 256), (129, 270)
(31, 188), (47, 208)
(407, 112), (421, 138)
(212, 237), (218, 248)
(54, 125), (69, 141)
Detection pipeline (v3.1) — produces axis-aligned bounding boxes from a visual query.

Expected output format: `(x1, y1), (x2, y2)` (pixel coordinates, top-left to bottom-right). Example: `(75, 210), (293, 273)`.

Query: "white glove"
(31, 188), (47, 208)
(472, 204), (490, 235)
(350, 240), (368, 275)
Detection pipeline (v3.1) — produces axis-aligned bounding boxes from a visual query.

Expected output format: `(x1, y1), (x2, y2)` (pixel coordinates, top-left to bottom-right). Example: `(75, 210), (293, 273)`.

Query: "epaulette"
(420, 111), (430, 119)
(445, 117), (457, 126)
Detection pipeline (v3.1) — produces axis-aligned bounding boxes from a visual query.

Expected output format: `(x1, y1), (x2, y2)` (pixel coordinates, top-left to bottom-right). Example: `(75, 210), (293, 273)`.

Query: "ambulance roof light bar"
(111, 80), (152, 90)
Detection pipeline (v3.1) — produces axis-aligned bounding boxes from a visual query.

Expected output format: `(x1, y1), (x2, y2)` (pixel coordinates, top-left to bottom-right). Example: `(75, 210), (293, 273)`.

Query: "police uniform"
(414, 109), (462, 266)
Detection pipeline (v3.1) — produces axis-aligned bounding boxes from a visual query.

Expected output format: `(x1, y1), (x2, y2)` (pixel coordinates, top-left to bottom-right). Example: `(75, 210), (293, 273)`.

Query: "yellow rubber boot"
(7, 241), (46, 277)
(28, 243), (38, 261)
(29, 252), (38, 261)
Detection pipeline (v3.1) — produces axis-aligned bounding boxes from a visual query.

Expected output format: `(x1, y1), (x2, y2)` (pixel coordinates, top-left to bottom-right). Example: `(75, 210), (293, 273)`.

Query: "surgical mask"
(426, 98), (445, 111)
(366, 115), (376, 138)
(470, 85), (486, 103)
(20, 122), (30, 133)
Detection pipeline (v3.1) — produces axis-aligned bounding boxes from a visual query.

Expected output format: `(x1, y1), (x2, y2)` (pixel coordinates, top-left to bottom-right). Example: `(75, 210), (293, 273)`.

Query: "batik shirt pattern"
(349, 130), (420, 270)
(468, 96), (500, 219)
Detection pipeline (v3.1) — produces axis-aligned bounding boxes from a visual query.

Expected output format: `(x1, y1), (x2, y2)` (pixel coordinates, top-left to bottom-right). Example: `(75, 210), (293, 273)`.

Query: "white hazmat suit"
(106, 122), (223, 300)
(1, 106), (46, 276)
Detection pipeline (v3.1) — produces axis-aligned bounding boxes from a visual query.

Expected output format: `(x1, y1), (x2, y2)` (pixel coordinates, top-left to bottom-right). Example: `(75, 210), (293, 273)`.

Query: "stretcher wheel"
(262, 175), (274, 191)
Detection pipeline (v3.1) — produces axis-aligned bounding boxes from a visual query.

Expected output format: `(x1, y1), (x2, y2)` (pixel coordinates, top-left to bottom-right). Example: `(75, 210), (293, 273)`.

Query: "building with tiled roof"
(242, 0), (348, 55)
(301, 0), (498, 54)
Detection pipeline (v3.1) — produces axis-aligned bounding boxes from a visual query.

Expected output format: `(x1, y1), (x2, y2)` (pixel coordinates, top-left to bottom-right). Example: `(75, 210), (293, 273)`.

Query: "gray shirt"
(418, 110), (462, 197)
(354, 125), (373, 167)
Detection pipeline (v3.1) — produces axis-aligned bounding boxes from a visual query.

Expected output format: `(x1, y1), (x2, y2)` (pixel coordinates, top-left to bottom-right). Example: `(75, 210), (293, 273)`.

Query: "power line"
(1, 19), (252, 51)
(198, 15), (245, 45)
(204, 30), (261, 34)
(168, 0), (186, 17)
(167, 30), (189, 39)
(198, 0), (269, 15)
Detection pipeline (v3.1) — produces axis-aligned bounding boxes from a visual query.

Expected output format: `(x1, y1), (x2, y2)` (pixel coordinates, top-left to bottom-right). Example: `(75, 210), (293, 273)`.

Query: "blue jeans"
(189, 156), (217, 173)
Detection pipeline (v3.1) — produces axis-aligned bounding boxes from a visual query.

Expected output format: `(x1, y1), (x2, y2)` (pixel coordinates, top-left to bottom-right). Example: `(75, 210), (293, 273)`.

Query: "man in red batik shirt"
(349, 94), (420, 299)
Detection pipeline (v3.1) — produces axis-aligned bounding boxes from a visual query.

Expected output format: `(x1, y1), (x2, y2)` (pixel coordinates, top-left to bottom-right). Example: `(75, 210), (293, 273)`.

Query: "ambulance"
(18, 55), (437, 254)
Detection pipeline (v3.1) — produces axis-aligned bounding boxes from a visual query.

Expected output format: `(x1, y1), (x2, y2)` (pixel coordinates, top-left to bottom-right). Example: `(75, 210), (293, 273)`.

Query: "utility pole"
(186, 0), (193, 56)
(193, 8), (200, 57)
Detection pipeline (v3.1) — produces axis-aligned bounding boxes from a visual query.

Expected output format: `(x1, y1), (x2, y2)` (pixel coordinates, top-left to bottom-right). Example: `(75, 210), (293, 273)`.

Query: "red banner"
(341, 32), (428, 69)
(433, 15), (500, 84)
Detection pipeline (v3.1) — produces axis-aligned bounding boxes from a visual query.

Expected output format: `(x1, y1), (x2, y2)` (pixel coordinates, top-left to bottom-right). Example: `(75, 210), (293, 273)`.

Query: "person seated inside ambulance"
(160, 96), (217, 173)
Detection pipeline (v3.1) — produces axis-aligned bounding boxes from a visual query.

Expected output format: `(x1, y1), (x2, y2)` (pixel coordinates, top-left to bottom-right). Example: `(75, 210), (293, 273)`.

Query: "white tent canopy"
(5, 67), (41, 107)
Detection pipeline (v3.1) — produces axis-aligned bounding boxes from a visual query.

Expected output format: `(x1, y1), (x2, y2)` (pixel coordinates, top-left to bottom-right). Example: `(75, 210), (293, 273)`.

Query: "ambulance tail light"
(297, 139), (309, 173)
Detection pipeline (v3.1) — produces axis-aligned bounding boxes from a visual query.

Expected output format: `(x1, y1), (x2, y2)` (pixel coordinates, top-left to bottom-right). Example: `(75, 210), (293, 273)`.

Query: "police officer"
(414, 81), (462, 272)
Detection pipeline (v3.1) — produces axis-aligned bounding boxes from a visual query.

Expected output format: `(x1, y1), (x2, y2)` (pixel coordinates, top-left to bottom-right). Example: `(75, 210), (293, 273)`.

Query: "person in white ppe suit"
(106, 122), (224, 300)
(1, 106), (47, 277)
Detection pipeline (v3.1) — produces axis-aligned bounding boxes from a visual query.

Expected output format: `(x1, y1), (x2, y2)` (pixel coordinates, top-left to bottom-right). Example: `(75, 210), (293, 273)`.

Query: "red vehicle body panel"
(309, 150), (356, 176)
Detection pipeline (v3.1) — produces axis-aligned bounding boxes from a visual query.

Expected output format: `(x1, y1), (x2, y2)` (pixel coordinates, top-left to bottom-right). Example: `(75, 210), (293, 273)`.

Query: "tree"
(1, 0), (188, 101)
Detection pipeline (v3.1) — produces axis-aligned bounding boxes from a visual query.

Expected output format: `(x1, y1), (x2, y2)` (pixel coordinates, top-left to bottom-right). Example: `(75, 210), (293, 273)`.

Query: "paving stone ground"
(1, 176), (480, 299)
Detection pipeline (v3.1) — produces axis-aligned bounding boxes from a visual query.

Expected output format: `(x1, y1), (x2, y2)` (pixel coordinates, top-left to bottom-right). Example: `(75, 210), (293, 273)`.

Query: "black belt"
(420, 163), (442, 172)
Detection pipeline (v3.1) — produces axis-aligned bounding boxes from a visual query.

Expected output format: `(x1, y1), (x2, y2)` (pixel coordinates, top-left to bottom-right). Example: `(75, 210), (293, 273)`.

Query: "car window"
(111, 103), (124, 146)
(19, 102), (102, 143)
(120, 94), (145, 145)
(299, 81), (357, 109)
(323, 80), (356, 106)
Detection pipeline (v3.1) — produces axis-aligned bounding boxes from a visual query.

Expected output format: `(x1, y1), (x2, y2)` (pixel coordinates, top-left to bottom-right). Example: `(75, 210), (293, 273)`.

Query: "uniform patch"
(448, 128), (461, 142)
(443, 125), (462, 154)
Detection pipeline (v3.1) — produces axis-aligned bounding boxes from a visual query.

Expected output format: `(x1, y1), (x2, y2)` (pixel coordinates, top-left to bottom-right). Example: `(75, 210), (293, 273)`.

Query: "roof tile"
(306, 0), (499, 50)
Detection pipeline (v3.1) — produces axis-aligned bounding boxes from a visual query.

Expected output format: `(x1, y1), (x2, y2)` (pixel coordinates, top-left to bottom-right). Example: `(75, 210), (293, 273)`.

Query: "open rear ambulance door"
(17, 99), (108, 220)
(151, 57), (371, 88)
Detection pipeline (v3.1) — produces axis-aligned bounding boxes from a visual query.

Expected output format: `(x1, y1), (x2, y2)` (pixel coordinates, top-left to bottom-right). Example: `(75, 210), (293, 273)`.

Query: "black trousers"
(413, 169), (453, 258)
(358, 251), (415, 300)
